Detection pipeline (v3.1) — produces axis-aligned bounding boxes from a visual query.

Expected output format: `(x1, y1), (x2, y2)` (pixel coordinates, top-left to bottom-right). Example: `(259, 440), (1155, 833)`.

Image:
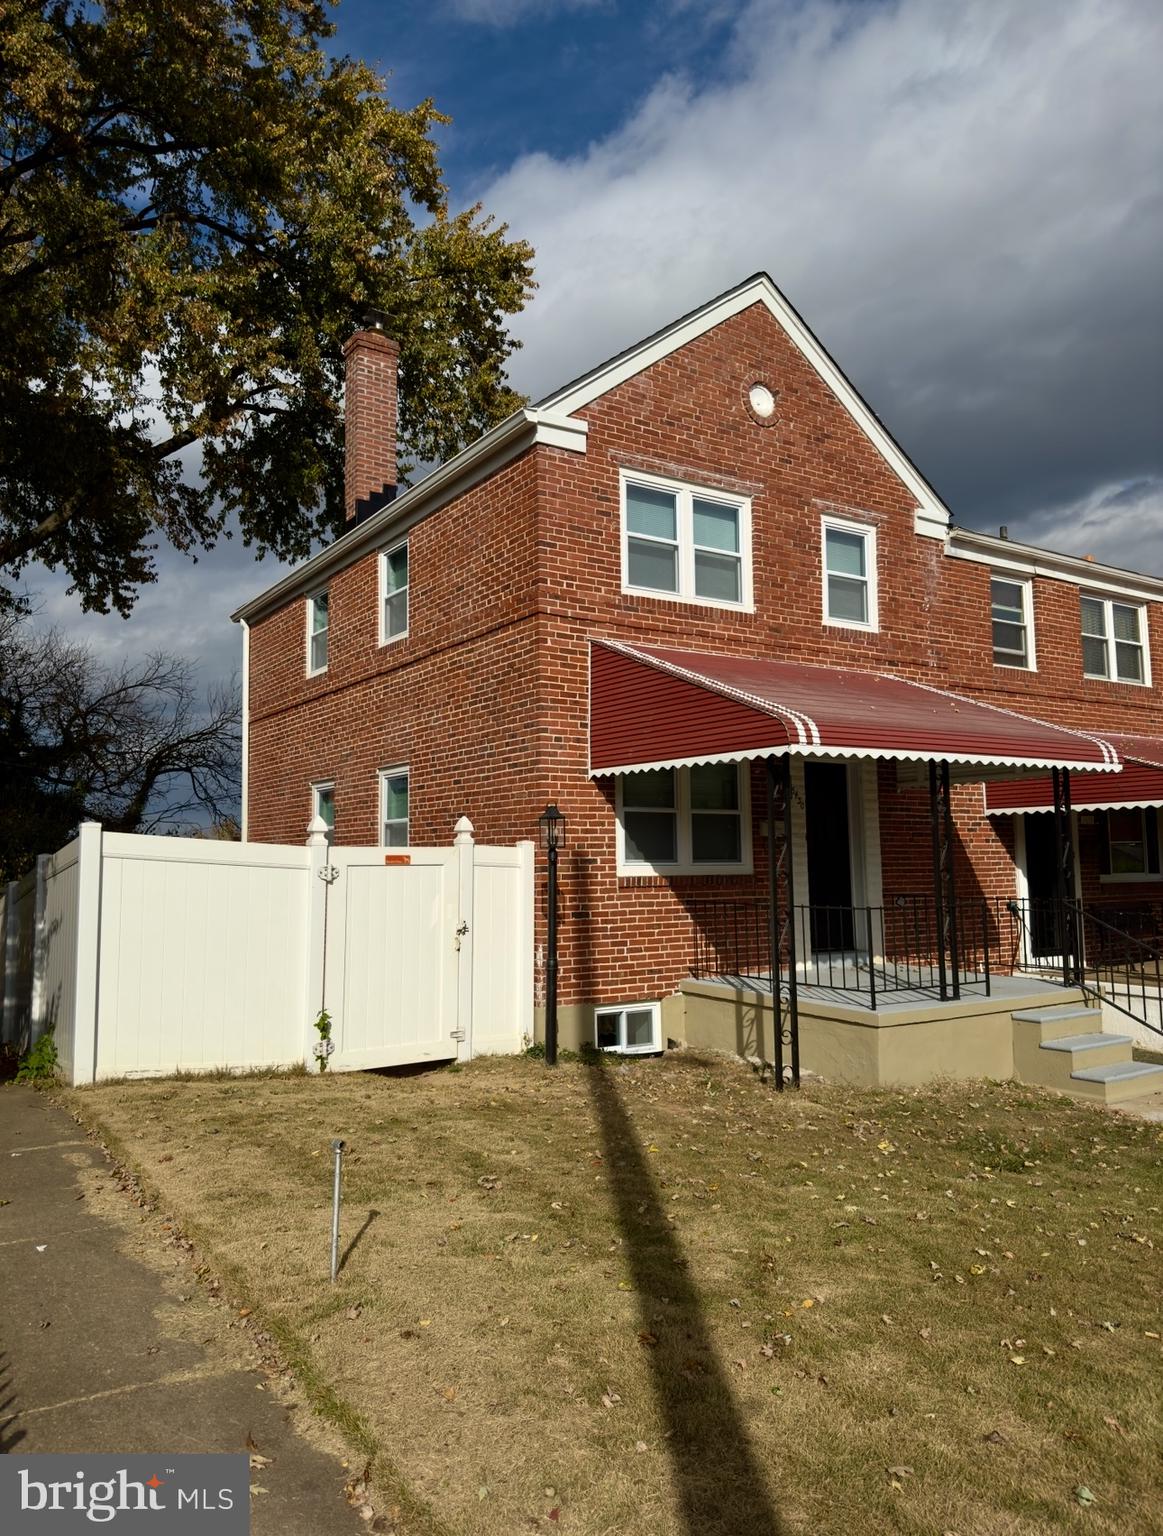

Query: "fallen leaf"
(249, 1453), (273, 1470)
(1102, 1415), (1125, 1436)
(638, 1331), (658, 1347)
(886, 1465), (914, 1479)
(346, 1306), (362, 1321)
(982, 1430), (1006, 1446)
(1009, 1356), (1025, 1366)
(1075, 1486), (1096, 1507)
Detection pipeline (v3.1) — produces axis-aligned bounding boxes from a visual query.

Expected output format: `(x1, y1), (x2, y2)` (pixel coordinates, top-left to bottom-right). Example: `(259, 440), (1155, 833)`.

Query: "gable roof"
(232, 272), (1160, 624)
(537, 271), (953, 526)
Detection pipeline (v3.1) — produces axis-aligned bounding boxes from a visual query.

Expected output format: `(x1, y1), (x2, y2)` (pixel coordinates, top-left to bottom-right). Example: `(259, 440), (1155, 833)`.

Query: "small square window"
(822, 518), (877, 629)
(380, 541), (409, 644)
(594, 1002), (661, 1055)
(379, 766), (409, 847)
(307, 591), (329, 674)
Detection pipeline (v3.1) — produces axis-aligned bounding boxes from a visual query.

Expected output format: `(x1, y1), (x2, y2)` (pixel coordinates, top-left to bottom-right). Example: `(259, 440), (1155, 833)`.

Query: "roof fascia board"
(946, 528), (1163, 601)
(540, 274), (952, 527)
(231, 409), (587, 624)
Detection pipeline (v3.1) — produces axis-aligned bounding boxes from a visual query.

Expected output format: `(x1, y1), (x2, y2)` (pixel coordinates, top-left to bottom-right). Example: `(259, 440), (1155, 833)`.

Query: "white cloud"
(447, 0), (609, 25)
(486, 0), (1163, 563)
(1021, 478), (1163, 578)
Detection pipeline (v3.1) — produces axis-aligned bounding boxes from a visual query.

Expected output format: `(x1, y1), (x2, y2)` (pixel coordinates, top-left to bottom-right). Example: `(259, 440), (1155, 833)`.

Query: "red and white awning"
(589, 640), (1122, 779)
(984, 734), (1163, 814)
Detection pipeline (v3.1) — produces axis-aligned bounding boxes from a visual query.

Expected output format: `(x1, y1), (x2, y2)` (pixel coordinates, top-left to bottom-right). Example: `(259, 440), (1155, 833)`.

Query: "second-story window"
(380, 540), (409, 644)
(1081, 595), (1147, 684)
(991, 576), (1033, 668)
(821, 516), (877, 630)
(307, 590), (329, 674)
(621, 471), (751, 610)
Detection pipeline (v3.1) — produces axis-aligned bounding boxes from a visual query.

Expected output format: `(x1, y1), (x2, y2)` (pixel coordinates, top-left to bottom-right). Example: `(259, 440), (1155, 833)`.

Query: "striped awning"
(589, 640), (1122, 779)
(984, 735), (1163, 814)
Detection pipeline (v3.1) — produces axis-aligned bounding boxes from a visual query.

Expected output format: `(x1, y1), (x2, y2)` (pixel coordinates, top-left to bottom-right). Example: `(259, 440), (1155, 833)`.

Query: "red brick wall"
(246, 299), (1162, 1019)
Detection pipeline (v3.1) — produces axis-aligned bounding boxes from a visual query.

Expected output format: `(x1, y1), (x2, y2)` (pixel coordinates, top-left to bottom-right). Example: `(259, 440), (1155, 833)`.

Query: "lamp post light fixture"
(538, 803), (567, 1066)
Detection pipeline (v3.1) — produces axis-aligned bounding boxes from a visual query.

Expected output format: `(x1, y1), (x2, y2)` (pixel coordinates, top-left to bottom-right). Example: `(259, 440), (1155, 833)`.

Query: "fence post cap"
(306, 815), (330, 845)
(453, 815), (475, 844)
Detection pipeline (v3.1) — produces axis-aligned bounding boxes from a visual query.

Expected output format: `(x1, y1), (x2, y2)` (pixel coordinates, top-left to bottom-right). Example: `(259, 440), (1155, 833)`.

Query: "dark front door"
(1024, 812), (1063, 960)
(805, 761), (854, 950)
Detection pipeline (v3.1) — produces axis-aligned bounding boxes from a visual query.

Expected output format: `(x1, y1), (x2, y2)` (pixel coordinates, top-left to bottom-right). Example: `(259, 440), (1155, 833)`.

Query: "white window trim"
(1080, 593), (1151, 687)
(378, 538), (409, 648)
(619, 468), (754, 612)
(311, 779), (335, 840)
(990, 573), (1037, 672)
(378, 764), (410, 847)
(821, 514), (879, 632)
(306, 589), (329, 676)
(615, 765), (753, 877)
(594, 1000), (662, 1056)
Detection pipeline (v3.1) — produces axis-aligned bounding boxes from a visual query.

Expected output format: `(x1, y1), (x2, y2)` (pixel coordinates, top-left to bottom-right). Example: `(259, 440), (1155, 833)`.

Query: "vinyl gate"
(2, 817), (534, 1082)
(323, 844), (461, 1070)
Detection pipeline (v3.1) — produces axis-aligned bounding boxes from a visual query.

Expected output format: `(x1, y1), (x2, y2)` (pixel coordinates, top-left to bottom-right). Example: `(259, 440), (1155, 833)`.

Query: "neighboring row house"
(234, 274), (1163, 1100)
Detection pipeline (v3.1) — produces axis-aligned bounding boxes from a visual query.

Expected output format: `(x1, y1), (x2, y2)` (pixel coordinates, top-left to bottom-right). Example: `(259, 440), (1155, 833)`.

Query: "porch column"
(928, 760), (959, 1001)
(1051, 766), (1077, 986)
(766, 754), (799, 1091)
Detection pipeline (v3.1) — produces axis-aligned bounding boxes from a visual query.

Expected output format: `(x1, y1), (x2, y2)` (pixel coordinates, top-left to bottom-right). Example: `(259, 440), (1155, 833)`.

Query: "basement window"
(307, 590), (329, 674)
(594, 1001), (662, 1055)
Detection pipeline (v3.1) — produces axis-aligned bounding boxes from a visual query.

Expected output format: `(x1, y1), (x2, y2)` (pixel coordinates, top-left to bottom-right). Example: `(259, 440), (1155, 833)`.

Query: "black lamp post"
(538, 803), (567, 1066)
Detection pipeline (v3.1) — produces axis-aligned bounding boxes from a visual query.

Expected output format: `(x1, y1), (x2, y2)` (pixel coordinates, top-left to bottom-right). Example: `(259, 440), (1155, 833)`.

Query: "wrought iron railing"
(689, 897), (993, 1011)
(998, 896), (1162, 1037)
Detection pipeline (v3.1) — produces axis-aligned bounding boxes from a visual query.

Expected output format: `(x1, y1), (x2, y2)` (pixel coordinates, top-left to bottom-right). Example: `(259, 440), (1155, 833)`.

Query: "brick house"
(233, 274), (1163, 1097)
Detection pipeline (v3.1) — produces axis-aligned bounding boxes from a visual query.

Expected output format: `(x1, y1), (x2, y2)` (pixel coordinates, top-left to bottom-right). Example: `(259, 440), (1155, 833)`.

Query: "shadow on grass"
(0, 1350), (25, 1453)
(339, 1209), (380, 1275)
(584, 1057), (783, 1536)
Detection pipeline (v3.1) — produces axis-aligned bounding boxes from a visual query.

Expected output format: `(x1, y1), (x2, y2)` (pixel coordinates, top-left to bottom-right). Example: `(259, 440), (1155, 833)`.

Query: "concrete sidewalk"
(0, 1085), (368, 1533)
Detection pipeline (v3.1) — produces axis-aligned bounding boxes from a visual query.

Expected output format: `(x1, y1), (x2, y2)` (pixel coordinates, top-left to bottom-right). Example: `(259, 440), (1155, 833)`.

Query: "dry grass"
(63, 1053), (1163, 1536)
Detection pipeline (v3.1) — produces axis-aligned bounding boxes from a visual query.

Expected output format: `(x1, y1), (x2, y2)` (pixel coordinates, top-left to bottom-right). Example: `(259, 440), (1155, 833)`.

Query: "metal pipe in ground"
(329, 1139), (345, 1283)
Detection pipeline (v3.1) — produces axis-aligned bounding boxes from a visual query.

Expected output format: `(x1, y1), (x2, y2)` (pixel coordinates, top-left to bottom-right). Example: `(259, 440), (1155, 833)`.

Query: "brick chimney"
(342, 315), (399, 524)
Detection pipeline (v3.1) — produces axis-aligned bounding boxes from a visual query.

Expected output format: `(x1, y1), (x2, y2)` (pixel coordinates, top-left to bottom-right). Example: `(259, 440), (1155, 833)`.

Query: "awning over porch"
(588, 640), (1122, 778)
(984, 734), (1163, 814)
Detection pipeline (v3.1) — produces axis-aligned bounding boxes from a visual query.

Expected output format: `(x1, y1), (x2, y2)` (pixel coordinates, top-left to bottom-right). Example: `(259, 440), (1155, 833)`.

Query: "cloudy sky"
(26, 0), (1163, 691)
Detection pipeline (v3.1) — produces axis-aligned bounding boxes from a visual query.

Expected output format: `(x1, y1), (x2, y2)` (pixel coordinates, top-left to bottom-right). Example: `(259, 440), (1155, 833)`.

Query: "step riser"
(1015, 1042), (1132, 1093)
(1013, 1012), (1105, 1044)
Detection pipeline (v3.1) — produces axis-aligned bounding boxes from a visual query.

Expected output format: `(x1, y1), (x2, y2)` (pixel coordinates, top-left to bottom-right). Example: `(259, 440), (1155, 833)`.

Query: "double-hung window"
(821, 516), (877, 629)
(379, 540), (409, 644)
(621, 471), (751, 609)
(1101, 807), (1160, 880)
(991, 576), (1034, 668)
(379, 766), (409, 847)
(1080, 595), (1148, 684)
(307, 590), (329, 674)
(618, 762), (751, 875)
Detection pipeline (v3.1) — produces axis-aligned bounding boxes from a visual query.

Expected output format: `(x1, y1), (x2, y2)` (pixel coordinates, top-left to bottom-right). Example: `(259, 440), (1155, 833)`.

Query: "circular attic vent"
(748, 383), (777, 419)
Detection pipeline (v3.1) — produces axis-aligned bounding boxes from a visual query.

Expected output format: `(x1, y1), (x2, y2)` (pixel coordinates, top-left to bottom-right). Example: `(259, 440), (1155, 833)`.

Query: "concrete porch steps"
(1012, 1004), (1163, 1103)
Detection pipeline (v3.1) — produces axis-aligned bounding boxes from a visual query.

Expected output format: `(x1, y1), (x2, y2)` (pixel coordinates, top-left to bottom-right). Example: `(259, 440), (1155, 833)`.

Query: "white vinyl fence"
(2, 817), (533, 1083)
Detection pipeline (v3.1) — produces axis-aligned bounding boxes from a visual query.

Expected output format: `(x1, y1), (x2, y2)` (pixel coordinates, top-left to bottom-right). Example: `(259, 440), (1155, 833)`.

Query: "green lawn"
(64, 1053), (1163, 1535)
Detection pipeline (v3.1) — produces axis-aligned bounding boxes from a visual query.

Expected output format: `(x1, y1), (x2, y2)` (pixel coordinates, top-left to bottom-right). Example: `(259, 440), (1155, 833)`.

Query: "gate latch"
(454, 920), (469, 951)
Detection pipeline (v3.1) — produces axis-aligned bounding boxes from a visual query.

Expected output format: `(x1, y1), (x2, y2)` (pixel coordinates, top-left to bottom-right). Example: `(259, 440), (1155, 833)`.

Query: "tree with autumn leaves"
(0, 0), (535, 615)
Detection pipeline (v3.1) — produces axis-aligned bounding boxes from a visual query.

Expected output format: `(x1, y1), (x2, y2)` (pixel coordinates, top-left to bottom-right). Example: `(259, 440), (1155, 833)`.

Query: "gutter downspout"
(240, 619), (250, 842)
